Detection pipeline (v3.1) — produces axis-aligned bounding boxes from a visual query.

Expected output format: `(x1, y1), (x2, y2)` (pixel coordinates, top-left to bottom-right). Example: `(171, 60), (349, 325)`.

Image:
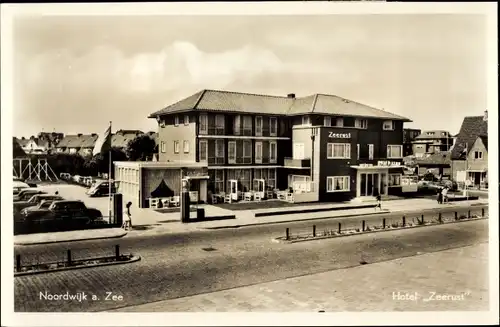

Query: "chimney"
(483, 110), (488, 121)
(287, 93), (295, 99)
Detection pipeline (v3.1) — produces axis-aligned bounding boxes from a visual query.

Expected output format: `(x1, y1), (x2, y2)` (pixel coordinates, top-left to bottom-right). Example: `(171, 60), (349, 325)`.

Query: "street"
(14, 217), (488, 312)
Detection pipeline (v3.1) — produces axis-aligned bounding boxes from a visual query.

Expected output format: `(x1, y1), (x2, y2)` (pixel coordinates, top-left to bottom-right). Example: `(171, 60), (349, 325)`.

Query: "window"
(160, 141), (166, 153)
(184, 115), (190, 125)
(215, 139), (225, 163)
(270, 117), (277, 136)
(293, 143), (305, 160)
(183, 140), (190, 153)
(474, 151), (483, 159)
(389, 174), (401, 187)
(355, 119), (368, 129)
(199, 114), (208, 134)
(387, 145), (403, 158)
(214, 170), (224, 194)
(174, 141), (180, 154)
(270, 141), (277, 163)
(233, 115), (241, 135)
(174, 115), (179, 126)
(255, 116), (263, 136)
(324, 116), (331, 127)
(327, 176), (350, 192)
(268, 168), (276, 189)
(302, 116), (310, 125)
(255, 142), (263, 163)
(199, 140), (207, 161)
(215, 115), (225, 134)
(243, 140), (252, 164)
(228, 141), (236, 163)
(383, 120), (394, 130)
(368, 144), (374, 160)
(357, 144), (360, 160)
(243, 116), (252, 135)
(327, 143), (351, 159)
(335, 117), (344, 127)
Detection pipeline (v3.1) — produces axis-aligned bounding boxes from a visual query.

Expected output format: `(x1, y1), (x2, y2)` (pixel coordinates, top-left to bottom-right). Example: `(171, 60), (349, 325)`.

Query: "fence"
(282, 206), (489, 241)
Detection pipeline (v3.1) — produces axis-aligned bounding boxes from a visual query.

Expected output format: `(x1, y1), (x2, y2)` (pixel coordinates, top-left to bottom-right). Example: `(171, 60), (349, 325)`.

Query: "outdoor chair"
(161, 198), (170, 208)
(277, 191), (287, 201)
(149, 198), (160, 209)
(244, 192), (253, 201)
(285, 193), (294, 203)
(254, 192), (262, 201)
(170, 196), (180, 207)
(211, 194), (219, 204)
(224, 193), (232, 203)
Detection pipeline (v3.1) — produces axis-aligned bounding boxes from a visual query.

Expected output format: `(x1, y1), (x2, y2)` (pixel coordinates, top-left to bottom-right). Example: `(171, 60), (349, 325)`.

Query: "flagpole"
(108, 121), (112, 223)
(465, 142), (469, 200)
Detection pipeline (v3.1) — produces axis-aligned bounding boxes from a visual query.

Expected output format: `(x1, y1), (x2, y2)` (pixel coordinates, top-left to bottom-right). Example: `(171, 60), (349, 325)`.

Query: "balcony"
(284, 158), (311, 169)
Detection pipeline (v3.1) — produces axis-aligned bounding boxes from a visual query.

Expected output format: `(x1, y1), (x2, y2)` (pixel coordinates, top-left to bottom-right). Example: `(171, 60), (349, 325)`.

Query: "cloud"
(21, 41), (284, 94)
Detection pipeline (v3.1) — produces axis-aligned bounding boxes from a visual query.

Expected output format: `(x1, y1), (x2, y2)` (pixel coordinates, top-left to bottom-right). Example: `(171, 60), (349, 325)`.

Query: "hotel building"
(115, 89), (411, 207)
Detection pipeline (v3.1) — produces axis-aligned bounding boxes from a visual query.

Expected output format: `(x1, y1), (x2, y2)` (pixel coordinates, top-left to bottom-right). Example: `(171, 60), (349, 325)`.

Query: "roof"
(56, 134), (98, 148)
(414, 152), (451, 166)
(451, 116), (488, 160)
(415, 130), (452, 140)
(479, 135), (488, 150)
(149, 89), (411, 121)
(13, 138), (27, 158)
(111, 133), (139, 149)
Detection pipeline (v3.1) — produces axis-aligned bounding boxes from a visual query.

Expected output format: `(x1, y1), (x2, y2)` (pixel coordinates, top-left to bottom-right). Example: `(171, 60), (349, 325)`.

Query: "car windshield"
(40, 202), (51, 208)
(28, 195), (38, 203)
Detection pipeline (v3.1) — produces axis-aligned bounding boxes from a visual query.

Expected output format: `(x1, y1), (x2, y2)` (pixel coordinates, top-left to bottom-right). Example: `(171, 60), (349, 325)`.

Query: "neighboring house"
(55, 134), (98, 156)
(414, 151), (452, 178)
(411, 130), (454, 158)
(403, 128), (421, 156)
(451, 112), (488, 189)
(13, 138), (27, 158)
(111, 130), (144, 150)
(18, 136), (48, 154)
(115, 89), (411, 208)
(37, 132), (64, 153)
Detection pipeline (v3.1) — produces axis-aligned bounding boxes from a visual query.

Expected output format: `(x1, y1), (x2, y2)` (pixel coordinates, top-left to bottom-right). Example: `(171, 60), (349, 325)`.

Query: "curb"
(14, 255), (141, 277)
(14, 230), (128, 246)
(274, 216), (488, 244)
(254, 204), (377, 217)
(202, 210), (391, 229)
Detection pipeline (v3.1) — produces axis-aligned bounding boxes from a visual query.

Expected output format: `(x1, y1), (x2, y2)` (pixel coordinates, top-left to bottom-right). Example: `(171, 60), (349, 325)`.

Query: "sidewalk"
(14, 228), (127, 245)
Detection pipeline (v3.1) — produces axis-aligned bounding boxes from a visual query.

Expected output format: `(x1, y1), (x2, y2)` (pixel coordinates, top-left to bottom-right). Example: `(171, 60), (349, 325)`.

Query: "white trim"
(387, 144), (403, 159)
(255, 141), (263, 164)
(199, 140), (208, 161)
(269, 141), (277, 164)
(228, 141), (237, 164)
(327, 143), (351, 159)
(255, 116), (263, 136)
(160, 141), (166, 153)
(173, 140), (180, 154)
(199, 113), (208, 134)
(270, 117), (278, 136)
(368, 144), (374, 160)
(183, 140), (190, 154)
(198, 135), (290, 140)
(326, 176), (350, 192)
(174, 115), (179, 127)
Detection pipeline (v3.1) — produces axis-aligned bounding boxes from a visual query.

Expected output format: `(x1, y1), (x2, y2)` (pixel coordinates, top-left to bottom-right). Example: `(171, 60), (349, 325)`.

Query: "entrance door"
(474, 172), (481, 187)
(360, 172), (381, 197)
(253, 179), (265, 198)
(229, 179), (239, 201)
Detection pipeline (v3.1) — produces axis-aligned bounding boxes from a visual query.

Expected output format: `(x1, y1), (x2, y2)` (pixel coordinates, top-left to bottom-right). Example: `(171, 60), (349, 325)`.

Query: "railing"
(284, 158), (311, 168)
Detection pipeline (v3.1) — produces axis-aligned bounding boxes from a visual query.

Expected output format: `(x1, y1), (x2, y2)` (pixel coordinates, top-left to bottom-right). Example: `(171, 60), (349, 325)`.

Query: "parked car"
(14, 194), (64, 215)
(86, 180), (118, 197)
(60, 173), (71, 180)
(17, 200), (105, 233)
(17, 199), (60, 222)
(13, 189), (47, 202)
(72, 175), (82, 183)
(13, 181), (31, 195)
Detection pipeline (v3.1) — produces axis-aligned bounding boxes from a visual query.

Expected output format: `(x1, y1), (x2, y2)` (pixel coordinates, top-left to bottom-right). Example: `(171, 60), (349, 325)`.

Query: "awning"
(184, 175), (210, 180)
(351, 165), (403, 170)
(466, 169), (487, 173)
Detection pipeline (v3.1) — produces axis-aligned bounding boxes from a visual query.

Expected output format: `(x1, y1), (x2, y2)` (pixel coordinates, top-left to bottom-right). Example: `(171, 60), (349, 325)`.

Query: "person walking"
(441, 186), (449, 204)
(122, 201), (133, 230)
(375, 191), (382, 211)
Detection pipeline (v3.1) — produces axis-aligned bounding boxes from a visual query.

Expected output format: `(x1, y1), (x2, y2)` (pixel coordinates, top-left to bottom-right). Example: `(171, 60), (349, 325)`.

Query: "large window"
(243, 140), (252, 164)
(214, 170), (224, 194)
(327, 143), (351, 159)
(228, 141), (236, 163)
(174, 115), (179, 127)
(255, 116), (263, 136)
(355, 119), (368, 129)
(324, 116), (332, 127)
(215, 115), (225, 134)
(335, 117), (344, 127)
(389, 174), (401, 187)
(268, 168), (276, 189)
(215, 139), (225, 164)
(293, 143), (305, 160)
(302, 116), (310, 125)
(368, 144), (374, 160)
(174, 141), (180, 154)
(270, 117), (277, 136)
(327, 176), (350, 192)
(383, 120), (394, 130)
(243, 116), (252, 135)
(184, 114), (190, 125)
(387, 145), (403, 158)
(255, 142), (263, 163)
(233, 115), (241, 135)
(269, 141), (277, 163)
(183, 140), (190, 154)
(199, 140), (207, 161)
(199, 114), (208, 134)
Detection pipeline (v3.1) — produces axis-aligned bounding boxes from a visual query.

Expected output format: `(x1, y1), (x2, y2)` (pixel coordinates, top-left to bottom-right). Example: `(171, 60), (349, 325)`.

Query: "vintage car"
(13, 189), (47, 202)
(14, 194), (64, 216)
(86, 180), (117, 197)
(17, 199), (57, 222)
(17, 200), (105, 233)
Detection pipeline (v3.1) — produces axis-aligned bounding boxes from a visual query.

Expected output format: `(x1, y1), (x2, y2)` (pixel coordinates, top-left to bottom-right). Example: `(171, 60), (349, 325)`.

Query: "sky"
(11, 13), (487, 137)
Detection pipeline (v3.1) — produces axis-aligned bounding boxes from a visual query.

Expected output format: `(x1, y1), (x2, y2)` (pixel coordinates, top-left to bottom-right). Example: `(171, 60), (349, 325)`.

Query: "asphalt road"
(14, 216), (488, 312)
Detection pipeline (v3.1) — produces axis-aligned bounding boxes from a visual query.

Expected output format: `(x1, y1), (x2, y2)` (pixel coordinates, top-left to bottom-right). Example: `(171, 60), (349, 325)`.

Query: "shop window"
(327, 176), (350, 192)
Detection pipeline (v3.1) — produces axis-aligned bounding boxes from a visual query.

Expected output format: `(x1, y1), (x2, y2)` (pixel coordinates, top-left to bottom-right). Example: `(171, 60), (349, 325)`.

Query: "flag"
(93, 123), (111, 156)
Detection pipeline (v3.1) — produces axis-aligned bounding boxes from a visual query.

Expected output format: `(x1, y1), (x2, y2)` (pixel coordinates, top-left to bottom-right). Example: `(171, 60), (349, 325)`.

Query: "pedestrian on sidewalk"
(375, 191), (382, 211)
(437, 188), (443, 204)
(441, 186), (449, 204)
(122, 201), (133, 230)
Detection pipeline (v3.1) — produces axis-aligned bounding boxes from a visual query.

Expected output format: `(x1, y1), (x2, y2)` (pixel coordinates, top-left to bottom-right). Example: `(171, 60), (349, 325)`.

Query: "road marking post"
(438, 212), (442, 223)
(338, 222), (341, 234)
(115, 245), (120, 260)
(482, 208), (485, 217)
(455, 212), (458, 220)
(402, 216), (406, 227)
(67, 250), (72, 266)
(421, 214), (425, 224)
(362, 220), (366, 232)
(313, 225), (316, 237)
(286, 228), (290, 240)
(383, 218), (386, 229)
(16, 255), (21, 272)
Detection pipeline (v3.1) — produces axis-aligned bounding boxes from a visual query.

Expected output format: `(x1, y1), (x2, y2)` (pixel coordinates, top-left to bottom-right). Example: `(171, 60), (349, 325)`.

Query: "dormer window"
(383, 120), (394, 131)
(335, 118), (344, 127)
(324, 116), (331, 127)
(302, 116), (310, 125)
(355, 119), (368, 129)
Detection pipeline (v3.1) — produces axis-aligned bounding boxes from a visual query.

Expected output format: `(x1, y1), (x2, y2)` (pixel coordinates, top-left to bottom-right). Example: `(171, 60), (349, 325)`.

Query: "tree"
(89, 147), (127, 177)
(125, 134), (157, 161)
